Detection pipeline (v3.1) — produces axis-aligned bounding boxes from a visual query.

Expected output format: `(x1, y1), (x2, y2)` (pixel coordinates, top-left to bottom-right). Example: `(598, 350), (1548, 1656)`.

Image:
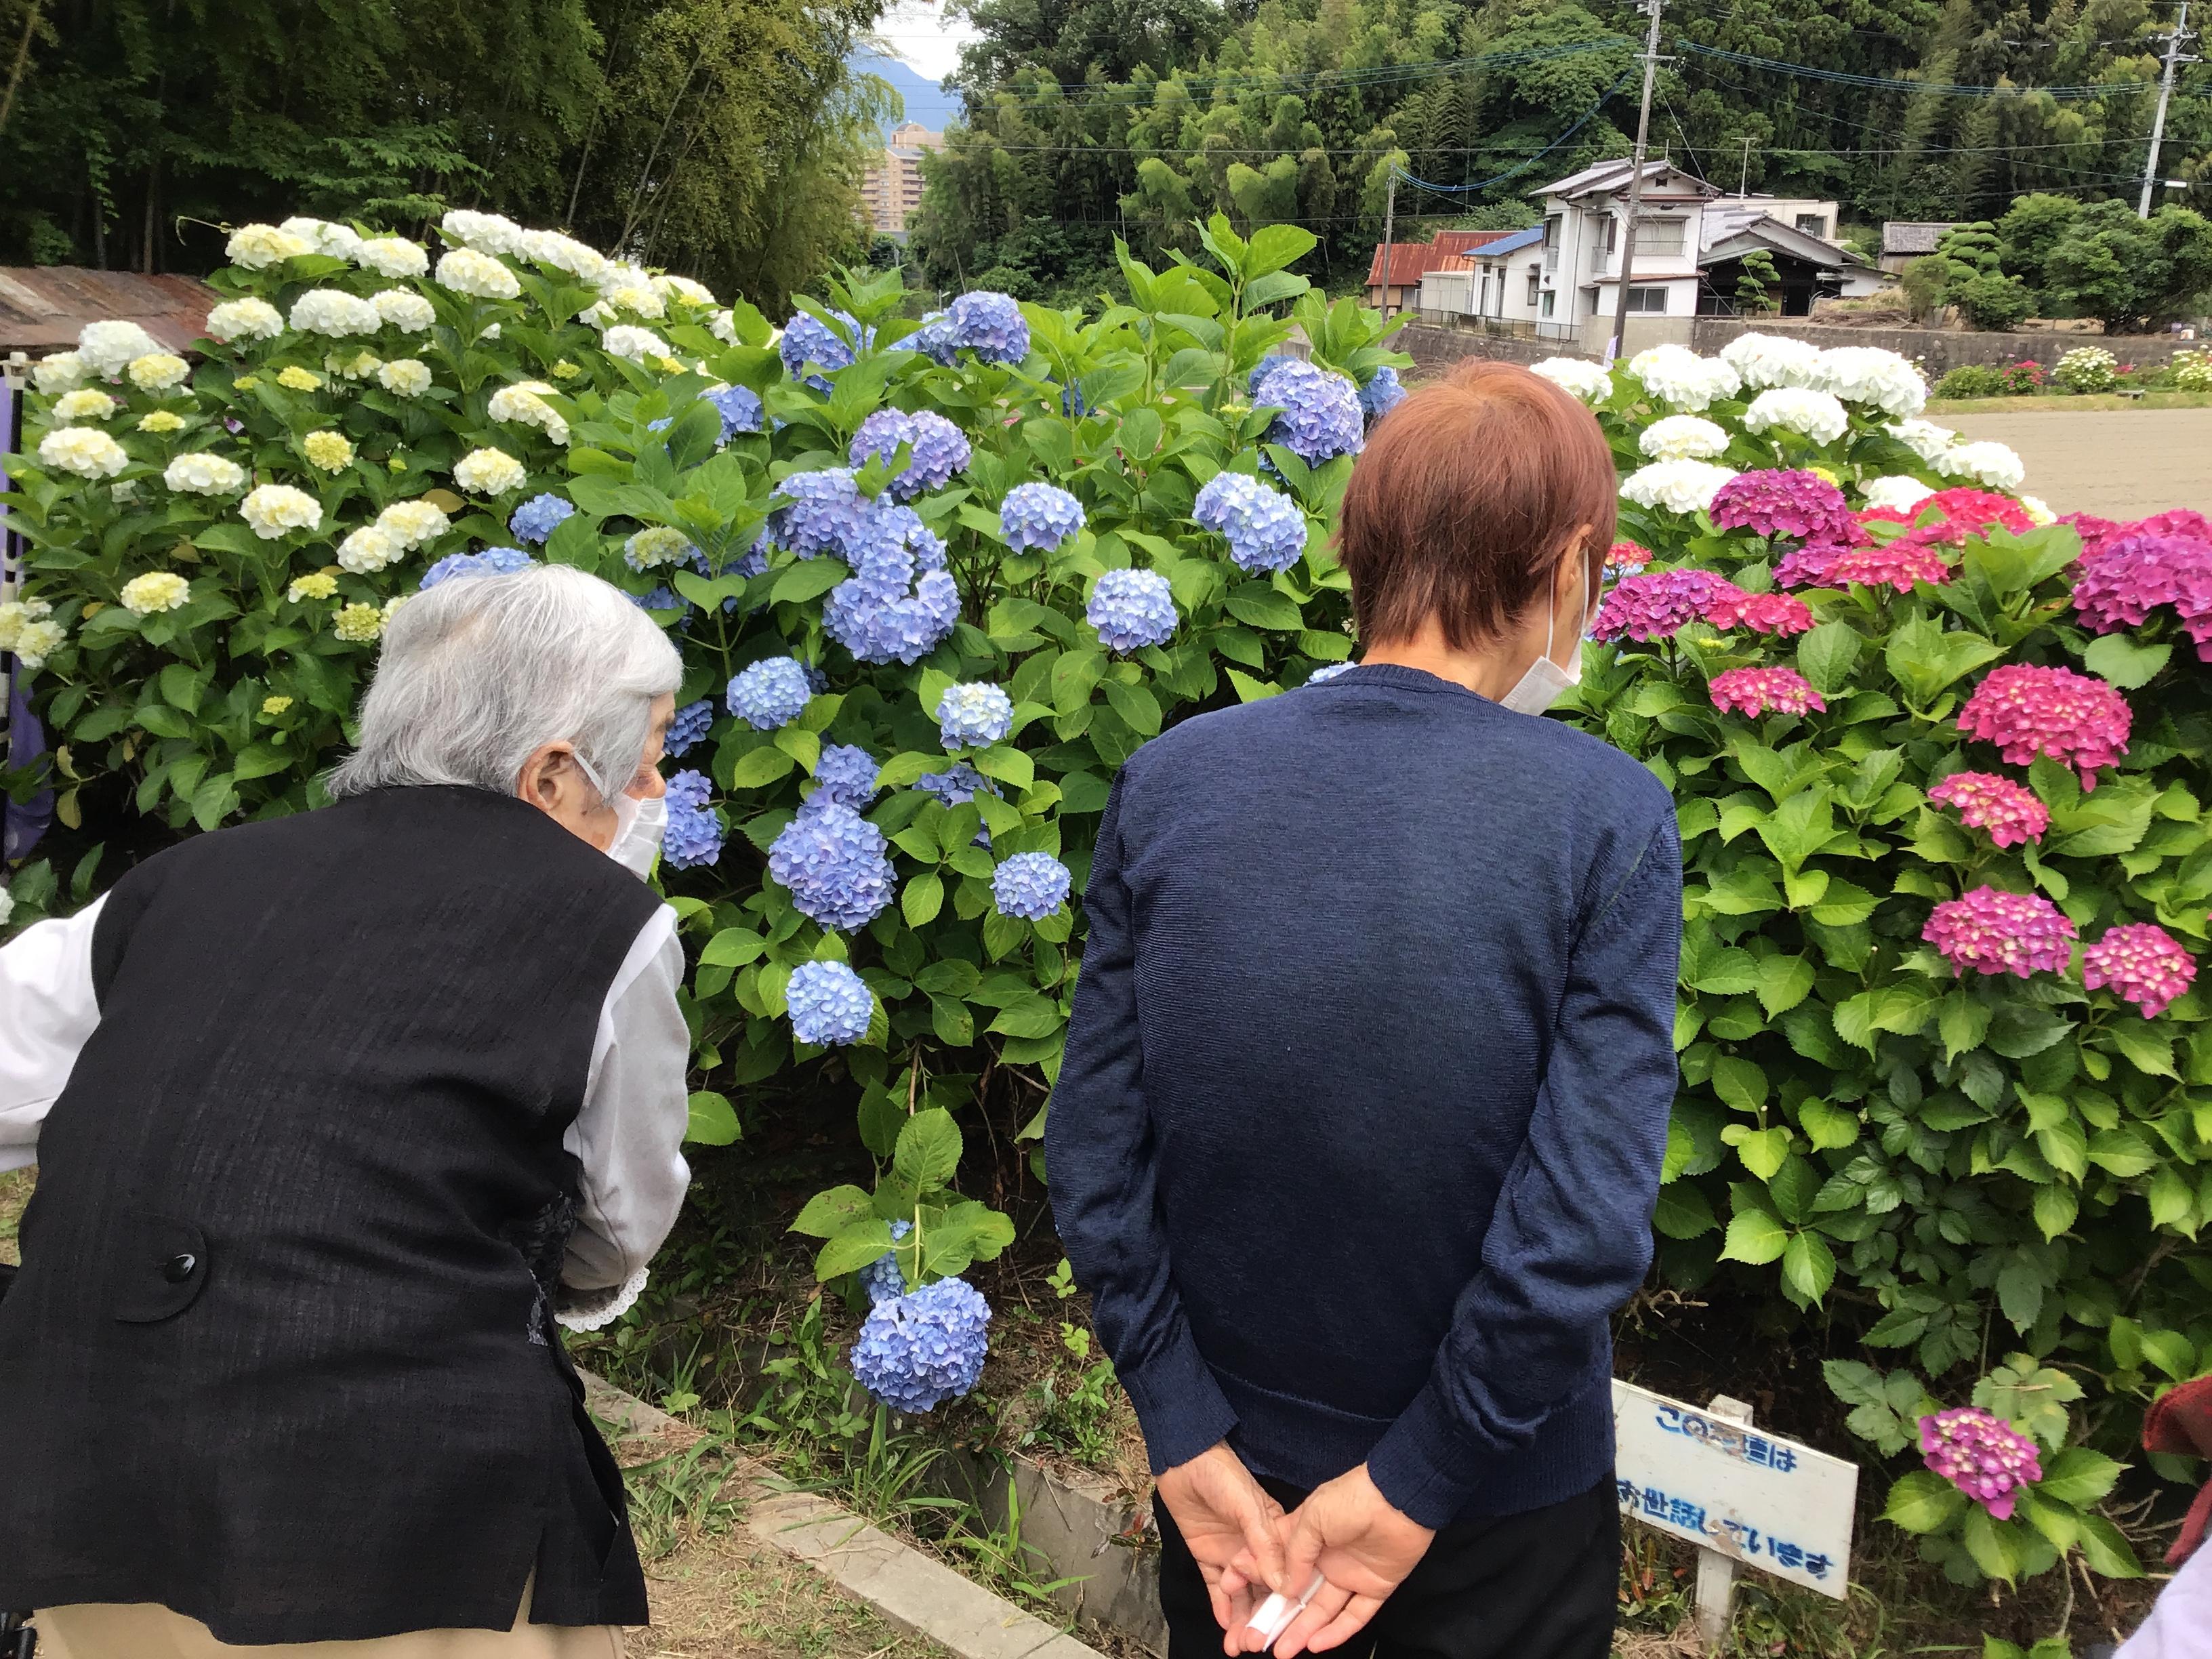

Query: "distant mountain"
(849, 50), (963, 140)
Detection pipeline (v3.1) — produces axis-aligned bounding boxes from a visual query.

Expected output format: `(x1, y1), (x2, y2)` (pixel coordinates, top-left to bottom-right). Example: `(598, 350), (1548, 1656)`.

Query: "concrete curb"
(583, 1371), (1113, 1659)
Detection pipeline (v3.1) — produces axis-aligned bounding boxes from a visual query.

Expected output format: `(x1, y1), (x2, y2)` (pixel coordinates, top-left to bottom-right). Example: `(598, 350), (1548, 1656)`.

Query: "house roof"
(1881, 221), (1957, 255)
(1364, 229), (1517, 286)
(1535, 159), (1717, 203)
(1470, 226), (1545, 259)
(0, 266), (219, 356)
(1700, 211), (1875, 272)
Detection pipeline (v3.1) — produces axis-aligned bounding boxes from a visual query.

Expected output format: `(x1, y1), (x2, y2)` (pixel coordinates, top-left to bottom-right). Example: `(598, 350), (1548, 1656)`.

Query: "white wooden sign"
(1611, 1379), (1858, 1600)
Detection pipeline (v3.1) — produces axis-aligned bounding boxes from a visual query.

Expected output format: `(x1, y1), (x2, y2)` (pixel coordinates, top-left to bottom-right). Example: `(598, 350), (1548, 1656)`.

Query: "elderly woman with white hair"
(0, 566), (694, 1656)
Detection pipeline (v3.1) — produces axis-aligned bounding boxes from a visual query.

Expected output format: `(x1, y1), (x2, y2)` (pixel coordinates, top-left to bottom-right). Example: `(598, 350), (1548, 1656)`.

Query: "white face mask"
(573, 752), (663, 876)
(1498, 559), (1594, 717)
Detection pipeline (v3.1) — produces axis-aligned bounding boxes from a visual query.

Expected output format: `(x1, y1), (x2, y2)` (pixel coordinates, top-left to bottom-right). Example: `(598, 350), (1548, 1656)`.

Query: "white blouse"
(0, 895), (694, 1329)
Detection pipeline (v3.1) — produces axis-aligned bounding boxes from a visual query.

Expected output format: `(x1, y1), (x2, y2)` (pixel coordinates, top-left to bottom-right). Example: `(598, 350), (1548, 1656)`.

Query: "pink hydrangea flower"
(1923, 886), (2077, 978)
(1926, 772), (2050, 848)
(1912, 488), (2033, 544)
(1708, 665), (1825, 718)
(1591, 567), (1746, 642)
(1605, 539), (1652, 579)
(2083, 922), (2198, 1019)
(1709, 469), (1862, 546)
(1773, 542), (1841, 588)
(1919, 1407), (2043, 1520)
(1708, 588), (1815, 635)
(1957, 664), (2131, 790)
(2070, 529), (2212, 663)
(1825, 540), (1954, 592)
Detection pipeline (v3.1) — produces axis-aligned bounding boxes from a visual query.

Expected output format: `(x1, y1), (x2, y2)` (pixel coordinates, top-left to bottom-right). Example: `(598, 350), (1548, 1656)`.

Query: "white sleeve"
(555, 904), (693, 1329)
(1, 895), (109, 1173)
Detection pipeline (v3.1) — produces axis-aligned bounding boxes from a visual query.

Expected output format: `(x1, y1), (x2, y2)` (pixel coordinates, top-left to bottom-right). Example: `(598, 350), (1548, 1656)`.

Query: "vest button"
(161, 1252), (199, 1284)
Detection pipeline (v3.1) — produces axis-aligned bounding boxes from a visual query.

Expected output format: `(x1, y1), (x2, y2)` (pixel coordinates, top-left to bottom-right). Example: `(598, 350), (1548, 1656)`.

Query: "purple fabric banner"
(3, 371), (55, 865)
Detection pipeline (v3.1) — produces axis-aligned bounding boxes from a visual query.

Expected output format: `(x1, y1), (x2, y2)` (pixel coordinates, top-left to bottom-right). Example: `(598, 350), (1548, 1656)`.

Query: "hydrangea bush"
(1545, 336), (2210, 1593)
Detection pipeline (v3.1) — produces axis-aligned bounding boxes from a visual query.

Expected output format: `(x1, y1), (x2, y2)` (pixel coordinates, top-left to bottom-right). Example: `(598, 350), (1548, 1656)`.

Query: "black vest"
(0, 786), (665, 1640)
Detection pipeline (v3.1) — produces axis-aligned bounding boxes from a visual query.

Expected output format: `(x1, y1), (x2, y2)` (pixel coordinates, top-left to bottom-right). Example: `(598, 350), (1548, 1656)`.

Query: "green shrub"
(1934, 365), (2005, 399)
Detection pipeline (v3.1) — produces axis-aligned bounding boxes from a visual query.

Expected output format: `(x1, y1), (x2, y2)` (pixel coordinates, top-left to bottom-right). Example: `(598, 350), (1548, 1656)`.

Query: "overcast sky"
(867, 0), (981, 80)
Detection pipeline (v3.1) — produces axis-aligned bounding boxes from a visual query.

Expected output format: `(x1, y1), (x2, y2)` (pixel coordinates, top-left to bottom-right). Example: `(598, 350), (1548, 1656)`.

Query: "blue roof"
(1476, 227), (1544, 257)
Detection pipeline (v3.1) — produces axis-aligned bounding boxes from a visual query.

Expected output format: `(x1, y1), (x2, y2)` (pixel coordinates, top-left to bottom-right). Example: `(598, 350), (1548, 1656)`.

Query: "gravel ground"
(1946, 407), (2212, 519)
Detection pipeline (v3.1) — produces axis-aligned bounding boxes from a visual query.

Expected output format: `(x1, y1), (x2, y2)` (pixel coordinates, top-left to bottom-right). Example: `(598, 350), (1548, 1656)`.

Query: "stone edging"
(583, 1370), (1114, 1659)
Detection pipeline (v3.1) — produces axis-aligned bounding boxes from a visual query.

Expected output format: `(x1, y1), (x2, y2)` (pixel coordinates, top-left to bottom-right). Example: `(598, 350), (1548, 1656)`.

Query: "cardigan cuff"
(1364, 1381), (1492, 1530)
(1121, 1326), (1241, 1477)
(555, 1265), (649, 1332)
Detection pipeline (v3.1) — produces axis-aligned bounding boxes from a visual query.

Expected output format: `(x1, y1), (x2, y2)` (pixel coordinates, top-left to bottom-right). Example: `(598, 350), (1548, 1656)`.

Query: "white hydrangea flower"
(78, 321), (163, 377)
(378, 359), (432, 398)
(1639, 414), (1729, 461)
(2020, 494), (2056, 527)
(708, 309), (739, 345)
(1936, 439), (2027, 493)
(480, 322), (502, 341)
(586, 283), (666, 325)
(1861, 475), (1936, 513)
(0, 596), (54, 658)
(372, 289), (436, 333)
(32, 352), (87, 394)
(1717, 333), (1824, 390)
(1626, 345), (1742, 412)
(652, 273), (716, 308)
(1886, 419), (1958, 466)
(435, 248), (521, 302)
(337, 525), (406, 573)
(128, 352), (190, 392)
(280, 216), (364, 260)
(1813, 346), (1927, 418)
(226, 223), (313, 270)
(1529, 356), (1613, 403)
(377, 499), (451, 548)
(203, 298), (285, 345)
(163, 452), (246, 495)
(1620, 458), (1738, 515)
(440, 209), (526, 258)
(487, 381), (569, 445)
(356, 236), (430, 279)
(38, 426), (129, 478)
(119, 571), (192, 614)
(329, 349), (382, 381)
(452, 447), (527, 495)
(518, 229), (610, 285)
(5, 598), (64, 671)
(602, 324), (671, 365)
(240, 483), (324, 539)
(52, 388), (117, 422)
(1742, 387), (1849, 447)
(624, 526), (693, 569)
(289, 290), (383, 337)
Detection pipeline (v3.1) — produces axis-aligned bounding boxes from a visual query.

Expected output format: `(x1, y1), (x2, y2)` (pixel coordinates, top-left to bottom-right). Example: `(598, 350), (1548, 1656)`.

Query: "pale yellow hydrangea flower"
(120, 571), (192, 615)
(137, 411), (187, 434)
(377, 359), (432, 398)
(452, 446), (526, 495)
(333, 602), (385, 642)
(129, 353), (191, 392)
(234, 375), (261, 392)
(276, 366), (324, 392)
(52, 388), (117, 422)
(261, 695), (295, 716)
(550, 360), (581, 380)
(302, 431), (356, 472)
(287, 573), (339, 602)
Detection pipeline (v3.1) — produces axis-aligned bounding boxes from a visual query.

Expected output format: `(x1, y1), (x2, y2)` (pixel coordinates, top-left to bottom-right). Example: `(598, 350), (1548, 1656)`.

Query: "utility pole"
(1379, 165), (1399, 322)
(1607, 0), (1667, 363)
(2139, 0), (2196, 218)
(1738, 135), (1753, 198)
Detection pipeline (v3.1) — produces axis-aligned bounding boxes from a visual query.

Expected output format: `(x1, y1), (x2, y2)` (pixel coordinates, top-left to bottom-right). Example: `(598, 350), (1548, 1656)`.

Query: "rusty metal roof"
(0, 267), (220, 357)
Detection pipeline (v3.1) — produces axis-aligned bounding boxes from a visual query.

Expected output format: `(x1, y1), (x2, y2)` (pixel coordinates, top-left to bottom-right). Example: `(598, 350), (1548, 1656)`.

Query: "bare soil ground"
(1945, 407), (2212, 518)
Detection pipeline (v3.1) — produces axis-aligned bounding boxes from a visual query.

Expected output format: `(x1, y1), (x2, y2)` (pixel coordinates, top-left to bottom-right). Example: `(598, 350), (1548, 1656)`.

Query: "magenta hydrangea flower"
(1919, 1407), (2043, 1520)
(1923, 886), (2076, 978)
(1591, 567), (1746, 642)
(1772, 543), (1842, 588)
(1957, 664), (2132, 790)
(2083, 922), (2198, 1018)
(1926, 772), (2050, 848)
(2071, 529), (2212, 662)
(1708, 665), (1825, 718)
(1709, 469), (1862, 546)
(1824, 539), (1954, 592)
(1708, 588), (1815, 635)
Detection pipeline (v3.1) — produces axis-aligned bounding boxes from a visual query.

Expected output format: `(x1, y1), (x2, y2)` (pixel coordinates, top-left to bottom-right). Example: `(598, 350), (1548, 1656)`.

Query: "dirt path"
(1944, 408), (2212, 519)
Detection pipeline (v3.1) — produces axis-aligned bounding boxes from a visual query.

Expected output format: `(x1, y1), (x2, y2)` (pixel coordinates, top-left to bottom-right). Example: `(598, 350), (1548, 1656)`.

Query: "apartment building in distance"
(861, 123), (943, 239)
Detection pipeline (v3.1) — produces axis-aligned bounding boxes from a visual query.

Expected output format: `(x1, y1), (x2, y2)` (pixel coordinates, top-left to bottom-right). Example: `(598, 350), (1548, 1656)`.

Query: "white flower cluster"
(32, 352), (86, 393)
(517, 228), (611, 286)
(290, 289), (384, 337)
(205, 298), (285, 343)
(129, 353), (190, 392)
(164, 453), (246, 495)
(240, 484), (323, 539)
(226, 224), (313, 269)
(487, 381), (570, 445)
(38, 426), (129, 479)
(52, 388), (117, 422)
(602, 325), (671, 365)
(1861, 474), (1936, 512)
(0, 597), (65, 671)
(1885, 418), (1959, 466)
(2020, 494), (2057, 526)
(356, 236), (430, 279)
(1937, 439), (2028, 492)
(435, 248), (521, 302)
(453, 447), (527, 495)
(1742, 387), (1849, 446)
(1626, 344), (1742, 411)
(1620, 457), (1738, 514)
(79, 321), (161, 377)
(377, 499), (451, 549)
(1717, 333), (1823, 390)
(581, 284), (665, 327)
(281, 216), (365, 260)
(1639, 414), (1729, 461)
(1811, 345), (1928, 417)
(441, 209), (528, 258)
(654, 273), (715, 308)
(377, 359), (432, 397)
(119, 571), (192, 615)
(338, 526), (404, 573)
(1530, 356), (1613, 403)
(372, 289), (435, 333)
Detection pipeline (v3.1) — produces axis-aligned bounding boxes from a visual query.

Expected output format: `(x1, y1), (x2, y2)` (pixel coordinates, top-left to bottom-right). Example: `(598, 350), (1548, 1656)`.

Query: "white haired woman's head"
(328, 565), (682, 808)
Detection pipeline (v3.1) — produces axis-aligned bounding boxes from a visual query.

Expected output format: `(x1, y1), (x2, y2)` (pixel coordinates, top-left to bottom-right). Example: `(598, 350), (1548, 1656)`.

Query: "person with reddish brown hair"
(1050, 359), (1681, 1659)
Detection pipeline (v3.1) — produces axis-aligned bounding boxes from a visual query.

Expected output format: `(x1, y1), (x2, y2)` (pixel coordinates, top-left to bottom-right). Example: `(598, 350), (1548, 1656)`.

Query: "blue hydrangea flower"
(844, 501), (945, 591)
(859, 1218), (914, 1305)
(945, 291), (1029, 366)
(419, 546), (535, 589)
(508, 493), (575, 546)
(1086, 568), (1177, 653)
(1000, 483), (1085, 554)
(726, 655), (814, 730)
(1058, 381), (1088, 419)
(849, 1276), (992, 1414)
(849, 409), (972, 500)
(808, 743), (882, 812)
(647, 417), (672, 434)
(665, 699), (714, 758)
(706, 383), (764, 440)
(768, 802), (895, 932)
(937, 682), (1014, 750)
(1252, 359), (1365, 466)
(1359, 365), (1406, 424)
(786, 959), (874, 1047)
(661, 769), (724, 869)
(1193, 471), (1308, 574)
(1248, 354), (1302, 398)
(916, 762), (994, 809)
(771, 468), (872, 560)
(779, 308), (871, 390)
(991, 852), (1071, 920)
(909, 311), (960, 367)
(630, 583), (686, 613)
(825, 569), (961, 666)
(1308, 661), (1356, 684)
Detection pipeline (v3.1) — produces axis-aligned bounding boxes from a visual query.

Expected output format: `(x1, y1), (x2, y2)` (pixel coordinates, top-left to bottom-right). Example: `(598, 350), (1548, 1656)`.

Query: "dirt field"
(1946, 407), (2212, 519)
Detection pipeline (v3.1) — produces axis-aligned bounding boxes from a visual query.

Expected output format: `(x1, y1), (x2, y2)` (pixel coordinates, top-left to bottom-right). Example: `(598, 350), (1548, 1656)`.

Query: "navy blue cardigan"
(1047, 664), (1682, 1528)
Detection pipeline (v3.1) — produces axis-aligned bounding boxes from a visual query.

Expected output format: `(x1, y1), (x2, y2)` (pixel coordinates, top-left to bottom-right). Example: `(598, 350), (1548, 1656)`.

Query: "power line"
(1395, 73), (1633, 195)
(1674, 39), (2170, 99)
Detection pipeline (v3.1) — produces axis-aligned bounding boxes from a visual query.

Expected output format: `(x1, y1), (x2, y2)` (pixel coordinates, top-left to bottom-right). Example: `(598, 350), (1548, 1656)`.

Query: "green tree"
(1936, 222), (2034, 330)
(1734, 247), (1781, 313)
(2039, 202), (2212, 333)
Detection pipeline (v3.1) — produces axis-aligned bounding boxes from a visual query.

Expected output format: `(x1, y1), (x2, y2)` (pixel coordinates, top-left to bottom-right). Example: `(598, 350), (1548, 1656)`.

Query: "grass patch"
(1928, 391), (2212, 413)
(0, 1167), (31, 1265)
